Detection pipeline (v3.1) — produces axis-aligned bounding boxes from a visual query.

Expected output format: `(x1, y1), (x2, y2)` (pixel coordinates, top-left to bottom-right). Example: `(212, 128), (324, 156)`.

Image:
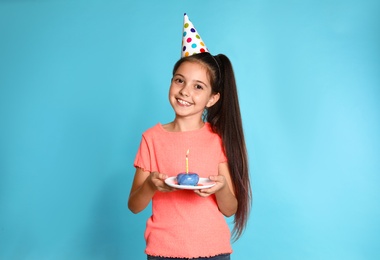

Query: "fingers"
(158, 173), (168, 180)
(209, 175), (224, 183)
(194, 189), (212, 197)
(150, 171), (166, 180)
(150, 172), (175, 192)
(193, 175), (225, 197)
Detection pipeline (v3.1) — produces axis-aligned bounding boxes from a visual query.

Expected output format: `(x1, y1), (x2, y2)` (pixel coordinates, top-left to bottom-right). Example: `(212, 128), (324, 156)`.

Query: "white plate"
(165, 176), (216, 190)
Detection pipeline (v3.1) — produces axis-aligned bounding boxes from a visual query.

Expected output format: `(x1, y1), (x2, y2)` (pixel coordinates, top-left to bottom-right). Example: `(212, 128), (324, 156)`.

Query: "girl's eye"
(195, 84), (203, 90)
(175, 78), (184, 84)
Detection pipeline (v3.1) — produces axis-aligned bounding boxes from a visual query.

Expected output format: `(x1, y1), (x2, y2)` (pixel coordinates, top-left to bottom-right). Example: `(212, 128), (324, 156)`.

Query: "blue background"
(1, 0), (379, 259)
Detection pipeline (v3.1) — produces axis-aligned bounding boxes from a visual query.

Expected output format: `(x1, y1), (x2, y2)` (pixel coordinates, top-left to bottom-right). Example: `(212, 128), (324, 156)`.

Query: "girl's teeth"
(178, 99), (190, 105)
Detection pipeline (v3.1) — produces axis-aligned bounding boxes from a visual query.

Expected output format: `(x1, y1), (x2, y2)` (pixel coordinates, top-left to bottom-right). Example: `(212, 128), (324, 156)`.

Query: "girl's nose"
(179, 85), (190, 97)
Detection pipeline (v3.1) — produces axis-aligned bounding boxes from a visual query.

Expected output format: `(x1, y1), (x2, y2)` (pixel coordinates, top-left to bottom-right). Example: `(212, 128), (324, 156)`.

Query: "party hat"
(181, 13), (209, 57)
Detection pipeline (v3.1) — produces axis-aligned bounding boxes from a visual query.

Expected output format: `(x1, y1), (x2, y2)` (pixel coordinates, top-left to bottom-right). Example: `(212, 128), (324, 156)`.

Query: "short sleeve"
(219, 140), (228, 164)
(134, 135), (152, 172)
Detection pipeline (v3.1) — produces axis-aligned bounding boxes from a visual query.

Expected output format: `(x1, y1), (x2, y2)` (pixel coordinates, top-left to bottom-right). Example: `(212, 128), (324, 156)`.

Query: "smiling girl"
(128, 14), (251, 260)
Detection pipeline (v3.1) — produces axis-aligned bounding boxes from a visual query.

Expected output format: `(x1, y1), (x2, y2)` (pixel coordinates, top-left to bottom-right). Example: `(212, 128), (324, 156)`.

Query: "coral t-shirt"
(134, 123), (232, 258)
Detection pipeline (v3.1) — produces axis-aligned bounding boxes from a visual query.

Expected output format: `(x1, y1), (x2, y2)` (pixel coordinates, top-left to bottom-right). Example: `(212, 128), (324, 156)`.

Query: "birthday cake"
(177, 173), (199, 186)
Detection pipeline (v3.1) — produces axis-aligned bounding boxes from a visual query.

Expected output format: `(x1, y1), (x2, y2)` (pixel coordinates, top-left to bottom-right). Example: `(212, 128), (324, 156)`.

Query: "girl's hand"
(128, 168), (176, 214)
(193, 163), (237, 217)
(193, 175), (226, 197)
(148, 171), (176, 192)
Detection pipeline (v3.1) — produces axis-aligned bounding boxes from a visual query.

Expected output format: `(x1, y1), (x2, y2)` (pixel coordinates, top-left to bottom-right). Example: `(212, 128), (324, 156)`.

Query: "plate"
(165, 176), (216, 190)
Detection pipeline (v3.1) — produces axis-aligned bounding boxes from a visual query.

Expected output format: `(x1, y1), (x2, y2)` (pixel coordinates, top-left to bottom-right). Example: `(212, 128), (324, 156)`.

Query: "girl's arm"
(194, 162), (238, 217)
(128, 168), (174, 214)
(214, 162), (238, 217)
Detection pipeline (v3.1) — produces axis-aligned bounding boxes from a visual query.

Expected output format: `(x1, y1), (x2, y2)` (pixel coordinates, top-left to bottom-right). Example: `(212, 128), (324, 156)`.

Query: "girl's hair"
(172, 52), (252, 241)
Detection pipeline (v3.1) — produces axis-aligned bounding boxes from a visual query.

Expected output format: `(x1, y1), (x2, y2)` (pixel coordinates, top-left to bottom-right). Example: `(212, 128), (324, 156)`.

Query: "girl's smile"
(176, 98), (193, 106)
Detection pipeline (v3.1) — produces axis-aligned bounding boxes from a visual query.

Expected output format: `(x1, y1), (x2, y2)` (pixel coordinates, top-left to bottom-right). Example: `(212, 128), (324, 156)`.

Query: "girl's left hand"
(193, 175), (226, 197)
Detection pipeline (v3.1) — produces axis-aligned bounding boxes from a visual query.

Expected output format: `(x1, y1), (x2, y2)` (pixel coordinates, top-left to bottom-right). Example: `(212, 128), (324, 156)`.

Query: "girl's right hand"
(129, 168), (175, 213)
(148, 171), (176, 192)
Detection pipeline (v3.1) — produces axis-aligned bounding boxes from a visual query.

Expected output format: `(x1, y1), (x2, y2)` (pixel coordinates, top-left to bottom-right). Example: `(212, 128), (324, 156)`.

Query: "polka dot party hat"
(181, 13), (209, 57)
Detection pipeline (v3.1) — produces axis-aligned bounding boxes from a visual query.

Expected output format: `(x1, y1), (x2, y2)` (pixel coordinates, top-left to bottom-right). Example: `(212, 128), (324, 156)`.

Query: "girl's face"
(169, 61), (220, 120)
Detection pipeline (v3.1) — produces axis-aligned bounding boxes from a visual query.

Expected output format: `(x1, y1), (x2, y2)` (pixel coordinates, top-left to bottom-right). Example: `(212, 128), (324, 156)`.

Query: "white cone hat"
(181, 13), (209, 57)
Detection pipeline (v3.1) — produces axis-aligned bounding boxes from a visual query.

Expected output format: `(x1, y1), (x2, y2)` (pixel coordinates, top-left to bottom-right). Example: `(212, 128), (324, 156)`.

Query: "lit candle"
(186, 149), (189, 173)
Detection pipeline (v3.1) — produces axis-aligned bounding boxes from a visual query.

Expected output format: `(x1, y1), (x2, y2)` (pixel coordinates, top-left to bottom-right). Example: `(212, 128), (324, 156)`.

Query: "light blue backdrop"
(1, 0), (379, 259)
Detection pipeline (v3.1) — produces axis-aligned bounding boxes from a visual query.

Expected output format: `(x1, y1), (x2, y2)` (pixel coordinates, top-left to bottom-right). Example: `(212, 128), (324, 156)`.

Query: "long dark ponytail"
(173, 53), (252, 241)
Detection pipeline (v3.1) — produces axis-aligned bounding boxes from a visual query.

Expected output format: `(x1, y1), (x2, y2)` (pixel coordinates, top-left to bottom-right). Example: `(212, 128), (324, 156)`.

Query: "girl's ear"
(206, 92), (220, 108)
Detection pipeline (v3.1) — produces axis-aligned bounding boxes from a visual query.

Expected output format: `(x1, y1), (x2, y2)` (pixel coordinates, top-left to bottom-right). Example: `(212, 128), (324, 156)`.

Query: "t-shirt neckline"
(158, 122), (209, 133)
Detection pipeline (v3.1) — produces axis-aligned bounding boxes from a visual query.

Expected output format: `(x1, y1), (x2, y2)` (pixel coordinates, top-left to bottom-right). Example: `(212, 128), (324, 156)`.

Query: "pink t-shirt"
(134, 123), (232, 258)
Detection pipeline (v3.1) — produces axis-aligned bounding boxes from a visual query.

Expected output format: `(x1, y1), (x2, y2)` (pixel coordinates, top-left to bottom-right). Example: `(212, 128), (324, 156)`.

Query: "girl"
(128, 52), (251, 259)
